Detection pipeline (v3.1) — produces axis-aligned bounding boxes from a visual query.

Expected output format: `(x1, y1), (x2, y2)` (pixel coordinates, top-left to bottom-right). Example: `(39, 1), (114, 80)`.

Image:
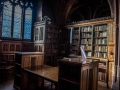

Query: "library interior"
(0, 0), (120, 90)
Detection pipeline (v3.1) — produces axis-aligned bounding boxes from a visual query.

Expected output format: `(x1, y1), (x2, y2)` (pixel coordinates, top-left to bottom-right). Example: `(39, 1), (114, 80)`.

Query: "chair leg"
(51, 82), (52, 90)
(6, 69), (8, 81)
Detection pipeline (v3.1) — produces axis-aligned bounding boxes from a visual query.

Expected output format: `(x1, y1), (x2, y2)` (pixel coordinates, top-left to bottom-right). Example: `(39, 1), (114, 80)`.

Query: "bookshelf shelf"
(94, 37), (107, 38)
(66, 19), (114, 88)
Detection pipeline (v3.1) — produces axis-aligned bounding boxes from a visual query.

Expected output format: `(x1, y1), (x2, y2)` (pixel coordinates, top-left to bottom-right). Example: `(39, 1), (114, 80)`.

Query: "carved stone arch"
(107, 0), (114, 17)
(63, 0), (77, 23)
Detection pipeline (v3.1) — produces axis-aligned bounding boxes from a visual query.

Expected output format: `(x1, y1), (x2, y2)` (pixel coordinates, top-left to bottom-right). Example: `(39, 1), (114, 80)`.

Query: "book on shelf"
(95, 46), (107, 52)
(98, 72), (106, 81)
(94, 52), (107, 58)
(95, 25), (107, 31)
(81, 45), (92, 51)
(83, 26), (92, 32)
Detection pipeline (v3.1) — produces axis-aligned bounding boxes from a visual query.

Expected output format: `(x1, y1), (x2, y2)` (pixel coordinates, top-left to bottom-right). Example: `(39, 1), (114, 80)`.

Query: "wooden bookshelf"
(66, 19), (114, 88)
(33, 22), (60, 66)
(59, 28), (69, 56)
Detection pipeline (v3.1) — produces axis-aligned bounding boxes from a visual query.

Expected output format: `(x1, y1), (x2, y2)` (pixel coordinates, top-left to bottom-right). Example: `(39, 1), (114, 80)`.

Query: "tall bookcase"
(33, 22), (59, 66)
(66, 19), (114, 88)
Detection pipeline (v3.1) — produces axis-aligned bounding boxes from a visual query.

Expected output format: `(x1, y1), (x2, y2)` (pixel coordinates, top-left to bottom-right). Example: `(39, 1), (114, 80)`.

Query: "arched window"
(13, 4), (22, 38)
(2, 1), (13, 37)
(1, 0), (33, 40)
(24, 2), (33, 39)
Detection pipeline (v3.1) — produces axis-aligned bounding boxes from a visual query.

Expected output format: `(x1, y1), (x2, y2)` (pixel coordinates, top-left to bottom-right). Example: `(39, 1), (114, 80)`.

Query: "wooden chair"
(0, 62), (7, 82)
(0, 61), (14, 82)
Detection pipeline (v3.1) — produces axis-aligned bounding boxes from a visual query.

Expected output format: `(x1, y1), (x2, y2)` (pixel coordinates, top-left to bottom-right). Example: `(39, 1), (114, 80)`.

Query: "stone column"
(36, 0), (43, 22)
(112, 0), (120, 89)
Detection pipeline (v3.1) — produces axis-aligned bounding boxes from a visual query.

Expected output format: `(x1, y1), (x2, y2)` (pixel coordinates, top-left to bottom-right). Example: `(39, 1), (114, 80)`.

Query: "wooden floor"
(0, 78), (111, 90)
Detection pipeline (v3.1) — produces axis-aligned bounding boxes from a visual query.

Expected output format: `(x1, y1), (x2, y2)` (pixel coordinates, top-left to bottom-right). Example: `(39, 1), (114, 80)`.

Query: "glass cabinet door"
(34, 25), (45, 43)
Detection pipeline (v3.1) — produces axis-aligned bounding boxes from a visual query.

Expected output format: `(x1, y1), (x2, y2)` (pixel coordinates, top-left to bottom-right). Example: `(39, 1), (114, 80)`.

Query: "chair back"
(0, 62), (7, 69)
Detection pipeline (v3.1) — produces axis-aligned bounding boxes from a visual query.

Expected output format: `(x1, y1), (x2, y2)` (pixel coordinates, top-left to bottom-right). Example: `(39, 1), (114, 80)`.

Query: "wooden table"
(23, 65), (58, 90)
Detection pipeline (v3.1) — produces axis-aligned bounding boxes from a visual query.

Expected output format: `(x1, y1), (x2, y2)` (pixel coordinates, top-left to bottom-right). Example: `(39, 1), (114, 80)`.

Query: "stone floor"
(0, 78), (111, 90)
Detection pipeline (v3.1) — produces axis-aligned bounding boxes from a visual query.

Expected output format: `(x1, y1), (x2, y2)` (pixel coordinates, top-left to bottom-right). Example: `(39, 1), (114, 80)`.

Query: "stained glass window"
(13, 5), (22, 38)
(2, 1), (12, 37)
(0, 1), (3, 30)
(24, 7), (32, 39)
(1, 1), (33, 40)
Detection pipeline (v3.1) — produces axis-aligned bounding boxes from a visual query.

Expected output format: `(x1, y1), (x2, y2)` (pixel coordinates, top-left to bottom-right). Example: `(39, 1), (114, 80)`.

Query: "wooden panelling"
(58, 58), (99, 90)
(108, 62), (114, 87)
(22, 42), (33, 52)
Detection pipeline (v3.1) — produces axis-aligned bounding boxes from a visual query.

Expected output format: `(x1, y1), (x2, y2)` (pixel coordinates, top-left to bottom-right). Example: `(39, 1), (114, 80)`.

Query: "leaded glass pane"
(30, 3), (33, 7)
(15, 0), (19, 3)
(25, 2), (28, 6)
(2, 1), (12, 37)
(13, 5), (22, 38)
(24, 7), (32, 39)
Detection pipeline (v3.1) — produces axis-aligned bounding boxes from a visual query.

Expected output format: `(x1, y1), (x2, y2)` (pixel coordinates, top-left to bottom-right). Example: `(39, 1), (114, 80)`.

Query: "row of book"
(72, 40), (79, 45)
(46, 39), (58, 43)
(94, 52), (107, 58)
(72, 35), (79, 39)
(81, 45), (92, 50)
(81, 33), (92, 38)
(94, 38), (107, 44)
(94, 32), (107, 37)
(94, 25), (107, 31)
(52, 44), (58, 48)
(81, 39), (92, 44)
(45, 44), (51, 48)
(47, 34), (52, 38)
(52, 39), (57, 43)
(44, 49), (51, 53)
(98, 72), (106, 81)
(61, 50), (66, 54)
(94, 46), (107, 52)
(52, 34), (58, 38)
(46, 34), (59, 38)
(52, 49), (58, 53)
(73, 30), (79, 34)
(71, 46), (78, 50)
(60, 44), (67, 49)
(46, 39), (51, 43)
(47, 27), (59, 33)
(86, 52), (92, 57)
(82, 26), (92, 32)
